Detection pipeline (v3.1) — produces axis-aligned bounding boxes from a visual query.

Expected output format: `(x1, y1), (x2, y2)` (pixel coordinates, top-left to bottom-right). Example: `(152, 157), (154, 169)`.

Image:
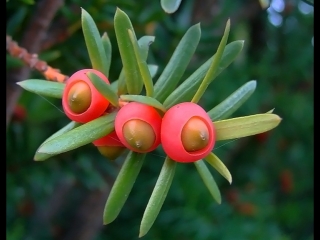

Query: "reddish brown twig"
(6, 0), (64, 127)
(6, 35), (69, 83)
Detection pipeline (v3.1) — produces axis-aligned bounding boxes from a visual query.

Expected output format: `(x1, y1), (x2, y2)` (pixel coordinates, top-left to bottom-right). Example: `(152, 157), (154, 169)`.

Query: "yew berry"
(115, 102), (162, 153)
(93, 131), (123, 147)
(62, 69), (110, 123)
(96, 146), (126, 160)
(93, 131), (126, 160)
(161, 102), (216, 163)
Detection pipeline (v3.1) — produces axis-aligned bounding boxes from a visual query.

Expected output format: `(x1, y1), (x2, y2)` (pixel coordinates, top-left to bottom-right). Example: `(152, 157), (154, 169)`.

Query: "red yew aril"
(62, 69), (110, 123)
(93, 131), (123, 147)
(115, 102), (162, 153)
(161, 102), (216, 163)
(93, 131), (126, 160)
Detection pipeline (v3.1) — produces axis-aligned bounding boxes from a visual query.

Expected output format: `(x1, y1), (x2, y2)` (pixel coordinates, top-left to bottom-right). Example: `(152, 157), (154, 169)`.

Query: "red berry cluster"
(62, 69), (216, 163)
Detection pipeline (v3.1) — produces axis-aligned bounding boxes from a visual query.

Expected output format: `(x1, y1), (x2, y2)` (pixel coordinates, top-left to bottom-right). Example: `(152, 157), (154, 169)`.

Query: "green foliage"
(208, 80), (257, 121)
(37, 112), (116, 155)
(191, 19), (230, 103)
(205, 152), (232, 184)
(128, 29), (154, 97)
(119, 95), (167, 113)
(103, 151), (146, 224)
(81, 8), (110, 77)
(101, 32), (112, 77)
(114, 8), (145, 95)
(161, 0), (182, 13)
(29, 9), (276, 235)
(194, 160), (221, 204)
(153, 23), (201, 102)
(6, 0), (313, 239)
(17, 80), (64, 99)
(140, 157), (177, 237)
(34, 121), (81, 161)
(87, 71), (119, 107)
(163, 40), (244, 109)
(214, 114), (281, 141)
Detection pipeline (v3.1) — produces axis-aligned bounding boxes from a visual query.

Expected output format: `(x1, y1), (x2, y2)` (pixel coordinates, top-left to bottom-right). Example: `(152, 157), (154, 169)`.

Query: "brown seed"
(97, 146), (126, 160)
(67, 81), (91, 114)
(181, 116), (209, 152)
(122, 119), (155, 152)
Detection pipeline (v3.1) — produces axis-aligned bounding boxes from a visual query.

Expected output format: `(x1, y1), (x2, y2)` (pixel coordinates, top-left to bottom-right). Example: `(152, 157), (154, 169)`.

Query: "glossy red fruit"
(62, 69), (110, 123)
(93, 131), (123, 147)
(93, 131), (126, 160)
(96, 145), (126, 160)
(115, 102), (162, 153)
(161, 102), (216, 163)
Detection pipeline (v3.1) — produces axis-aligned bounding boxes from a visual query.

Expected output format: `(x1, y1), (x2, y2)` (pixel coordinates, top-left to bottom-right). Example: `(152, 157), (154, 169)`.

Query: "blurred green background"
(6, 0), (313, 239)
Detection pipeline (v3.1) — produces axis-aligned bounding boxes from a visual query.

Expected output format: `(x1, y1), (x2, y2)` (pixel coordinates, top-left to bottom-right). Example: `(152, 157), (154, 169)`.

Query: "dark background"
(6, 0), (313, 239)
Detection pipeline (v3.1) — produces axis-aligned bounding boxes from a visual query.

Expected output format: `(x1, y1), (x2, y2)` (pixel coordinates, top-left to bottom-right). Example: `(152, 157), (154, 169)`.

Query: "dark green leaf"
(103, 151), (146, 224)
(110, 80), (118, 92)
(81, 8), (109, 76)
(137, 36), (155, 60)
(101, 32), (112, 77)
(194, 160), (221, 204)
(192, 19), (230, 103)
(128, 29), (154, 97)
(153, 23), (201, 103)
(163, 40), (244, 109)
(117, 70), (127, 96)
(34, 121), (81, 161)
(117, 35), (155, 95)
(17, 80), (64, 98)
(114, 8), (144, 95)
(214, 113), (282, 141)
(208, 80), (257, 121)
(113, 64), (157, 94)
(37, 112), (116, 154)
(204, 152), (232, 184)
(119, 95), (166, 113)
(139, 157), (176, 237)
(86, 71), (119, 107)
(161, 0), (182, 13)
(148, 64), (158, 78)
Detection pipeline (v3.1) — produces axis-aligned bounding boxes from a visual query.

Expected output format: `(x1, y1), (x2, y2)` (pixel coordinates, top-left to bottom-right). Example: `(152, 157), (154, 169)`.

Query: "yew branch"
(6, 35), (68, 83)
